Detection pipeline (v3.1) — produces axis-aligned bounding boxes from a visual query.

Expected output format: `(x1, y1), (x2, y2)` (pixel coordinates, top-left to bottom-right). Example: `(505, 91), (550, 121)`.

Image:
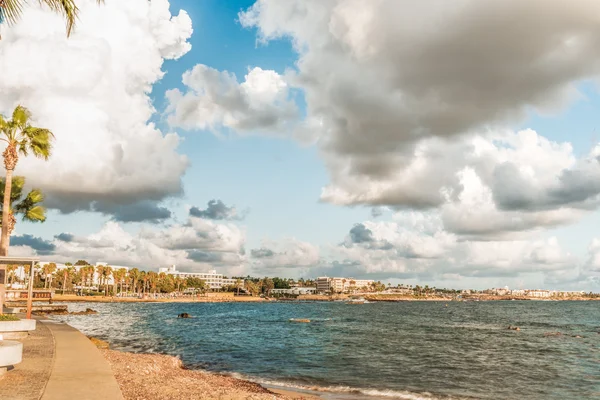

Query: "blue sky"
(5, 0), (600, 289)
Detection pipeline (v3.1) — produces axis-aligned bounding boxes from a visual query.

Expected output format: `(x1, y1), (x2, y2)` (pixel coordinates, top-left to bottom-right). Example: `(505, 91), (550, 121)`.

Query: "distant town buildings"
(483, 287), (586, 298)
(158, 265), (237, 290)
(271, 287), (317, 295)
(315, 276), (375, 294)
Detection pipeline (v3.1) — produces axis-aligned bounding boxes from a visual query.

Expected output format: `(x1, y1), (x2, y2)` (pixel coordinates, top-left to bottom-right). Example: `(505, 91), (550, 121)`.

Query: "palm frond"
(41, 0), (79, 37)
(0, 0), (24, 26)
(11, 105), (31, 127)
(0, 176), (26, 209)
(14, 187), (46, 222)
(22, 205), (46, 223)
(21, 127), (54, 159)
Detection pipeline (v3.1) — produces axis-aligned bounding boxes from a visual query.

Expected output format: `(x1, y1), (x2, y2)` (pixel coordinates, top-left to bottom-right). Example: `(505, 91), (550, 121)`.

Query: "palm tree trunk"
(0, 168), (12, 256)
(63, 274), (67, 295)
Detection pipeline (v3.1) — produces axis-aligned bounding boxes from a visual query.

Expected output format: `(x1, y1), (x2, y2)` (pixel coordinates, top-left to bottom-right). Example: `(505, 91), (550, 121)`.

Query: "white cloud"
(0, 0), (193, 216)
(166, 65), (298, 134)
(325, 216), (577, 285)
(27, 215), (247, 273)
(240, 0), (600, 237)
(250, 238), (320, 270)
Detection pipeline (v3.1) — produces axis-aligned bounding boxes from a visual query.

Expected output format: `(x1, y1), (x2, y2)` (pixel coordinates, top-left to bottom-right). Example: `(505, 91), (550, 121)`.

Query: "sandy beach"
(99, 347), (319, 400)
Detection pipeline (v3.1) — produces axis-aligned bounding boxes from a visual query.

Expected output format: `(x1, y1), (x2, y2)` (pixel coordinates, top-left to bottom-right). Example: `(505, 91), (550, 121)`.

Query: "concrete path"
(0, 319), (54, 400)
(40, 321), (123, 400)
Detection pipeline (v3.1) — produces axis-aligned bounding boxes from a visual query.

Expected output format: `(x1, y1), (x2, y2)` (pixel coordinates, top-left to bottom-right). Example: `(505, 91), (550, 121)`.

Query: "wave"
(227, 374), (455, 400)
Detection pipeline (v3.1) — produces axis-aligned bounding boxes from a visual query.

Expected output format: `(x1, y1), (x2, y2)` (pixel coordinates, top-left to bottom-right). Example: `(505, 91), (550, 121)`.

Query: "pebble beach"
(100, 348), (319, 400)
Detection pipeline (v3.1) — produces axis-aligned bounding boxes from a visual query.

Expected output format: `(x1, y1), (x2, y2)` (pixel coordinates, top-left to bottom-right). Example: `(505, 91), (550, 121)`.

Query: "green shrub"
(0, 314), (20, 321)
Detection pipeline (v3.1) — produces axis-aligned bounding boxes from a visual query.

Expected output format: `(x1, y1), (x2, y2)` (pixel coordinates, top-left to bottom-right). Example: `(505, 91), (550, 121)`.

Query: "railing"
(5, 289), (53, 300)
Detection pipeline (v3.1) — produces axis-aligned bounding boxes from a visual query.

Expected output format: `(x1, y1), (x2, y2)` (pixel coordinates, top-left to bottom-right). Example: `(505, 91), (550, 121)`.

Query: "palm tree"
(0, 106), (54, 256)
(6, 264), (17, 287)
(235, 278), (242, 296)
(0, 0), (104, 38)
(61, 265), (74, 294)
(101, 265), (112, 295)
(0, 176), (47, 235)
(42, 262), (56, 289)
(128, 268), (140, 294)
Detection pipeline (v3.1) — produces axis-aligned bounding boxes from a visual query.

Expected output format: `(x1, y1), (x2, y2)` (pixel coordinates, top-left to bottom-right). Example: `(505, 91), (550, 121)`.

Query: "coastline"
(100, 347), (321, 400)
(90, 337), (320, 400)
(51, 293), (600, 304)
(52, 294), (268, 303)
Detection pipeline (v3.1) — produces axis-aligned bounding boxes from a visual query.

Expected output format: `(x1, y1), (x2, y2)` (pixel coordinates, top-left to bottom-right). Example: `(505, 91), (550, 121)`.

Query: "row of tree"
(6, 262), (217, 296)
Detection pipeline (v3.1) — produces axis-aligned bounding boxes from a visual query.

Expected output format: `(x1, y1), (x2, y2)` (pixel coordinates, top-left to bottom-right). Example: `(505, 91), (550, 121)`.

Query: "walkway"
(41, 321), (123, 400)
(0, 319), (54, 400)
(0, 319), (123, 400)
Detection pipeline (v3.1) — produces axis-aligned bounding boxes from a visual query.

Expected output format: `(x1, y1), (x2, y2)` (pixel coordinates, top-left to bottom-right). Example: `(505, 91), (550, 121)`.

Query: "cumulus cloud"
(0, 0), (192, 215)
(189, 200), (245, 220)
(166, 65), (298, 134)
(239, 0), (600, 236)
(249, 238), (320, 273)
(18, 216), (246, 273)
(330, 218), (576, 284)
(11, 234), (55, 255)
(95, 201), (172, 223)
(54, 233), (74, 243)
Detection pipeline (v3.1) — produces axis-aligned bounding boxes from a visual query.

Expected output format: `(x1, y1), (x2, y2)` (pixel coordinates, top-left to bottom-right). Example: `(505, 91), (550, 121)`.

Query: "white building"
(316, 276), (374, 293)
(158, 265), (238, 290)
(271, 287), (317, 295)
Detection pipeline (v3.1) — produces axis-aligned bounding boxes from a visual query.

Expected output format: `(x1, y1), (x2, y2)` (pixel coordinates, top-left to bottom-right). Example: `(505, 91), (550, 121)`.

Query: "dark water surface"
(55, 301), (600, 399)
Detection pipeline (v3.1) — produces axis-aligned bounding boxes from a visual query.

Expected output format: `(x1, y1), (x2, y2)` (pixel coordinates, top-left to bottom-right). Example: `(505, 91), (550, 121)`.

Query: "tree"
(244, 280), (259, 296)
(235, 278), (242, 295)
(41, 262), (56, 289)
(128, 268), (140, 294)
(186, 277), (206, 293)
(0, 0), (105, 38)
(0, 106), (54, 256)
(101, 265), (112, 295)
(262, 277), (275, 297)
(6, 264), (17, 287)
(74, 260), (89, 266)
(61, 266), (75, 294)
(112, 268), (127, 295)
(0, 176), (47, 252)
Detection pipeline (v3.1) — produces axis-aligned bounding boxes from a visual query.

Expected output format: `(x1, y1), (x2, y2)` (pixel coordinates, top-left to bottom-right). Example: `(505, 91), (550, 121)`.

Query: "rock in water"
(178, 313), (191, 318)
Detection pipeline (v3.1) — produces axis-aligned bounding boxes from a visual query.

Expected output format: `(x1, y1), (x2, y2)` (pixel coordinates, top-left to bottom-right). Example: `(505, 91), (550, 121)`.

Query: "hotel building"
(158, 265), (237, 290)
(316, 276), (375, 293)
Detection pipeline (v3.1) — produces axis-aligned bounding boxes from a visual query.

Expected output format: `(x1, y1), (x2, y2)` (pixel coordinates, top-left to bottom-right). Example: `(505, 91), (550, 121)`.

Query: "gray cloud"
(349, 223), (374, 243)
(251, 248), (275, 258)
(371, 207), (384, 218)
(190, 200), (243, 220)
(186, 250), (224, 263)
(241, 0), (600, 214)
(54, 233), (74, 242)
(93, 201), (172, 223)
(493, 160), (600, 212)
(12, 234), (56, 255)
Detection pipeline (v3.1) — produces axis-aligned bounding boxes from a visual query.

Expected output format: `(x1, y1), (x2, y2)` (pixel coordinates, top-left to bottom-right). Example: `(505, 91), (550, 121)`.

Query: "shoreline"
(48, 294), (600, 304)
(89, 336), (320, 399)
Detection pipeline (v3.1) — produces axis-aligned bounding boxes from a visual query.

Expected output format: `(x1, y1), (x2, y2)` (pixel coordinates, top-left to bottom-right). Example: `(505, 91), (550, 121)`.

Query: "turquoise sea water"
(55, 301), (600, 399)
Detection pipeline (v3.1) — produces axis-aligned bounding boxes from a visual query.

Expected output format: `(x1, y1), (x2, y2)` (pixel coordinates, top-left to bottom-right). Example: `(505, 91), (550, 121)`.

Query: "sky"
(1, 0), (600, 290)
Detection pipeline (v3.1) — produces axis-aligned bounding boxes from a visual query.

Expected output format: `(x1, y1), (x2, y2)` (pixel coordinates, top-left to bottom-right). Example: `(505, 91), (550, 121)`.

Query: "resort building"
(158, 265), (238, 290)
(271, 287), (317, 295)
(315, 276), (375, 293)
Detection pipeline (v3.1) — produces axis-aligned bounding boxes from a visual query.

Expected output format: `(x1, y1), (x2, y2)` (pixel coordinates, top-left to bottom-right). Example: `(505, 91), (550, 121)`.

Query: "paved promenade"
(0, 319), (54, 400)
(0, 319), (123, 400)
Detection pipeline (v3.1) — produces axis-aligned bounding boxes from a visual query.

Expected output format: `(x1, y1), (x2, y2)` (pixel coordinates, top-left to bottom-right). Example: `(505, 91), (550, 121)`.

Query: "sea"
(53, 301), (600, 399)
